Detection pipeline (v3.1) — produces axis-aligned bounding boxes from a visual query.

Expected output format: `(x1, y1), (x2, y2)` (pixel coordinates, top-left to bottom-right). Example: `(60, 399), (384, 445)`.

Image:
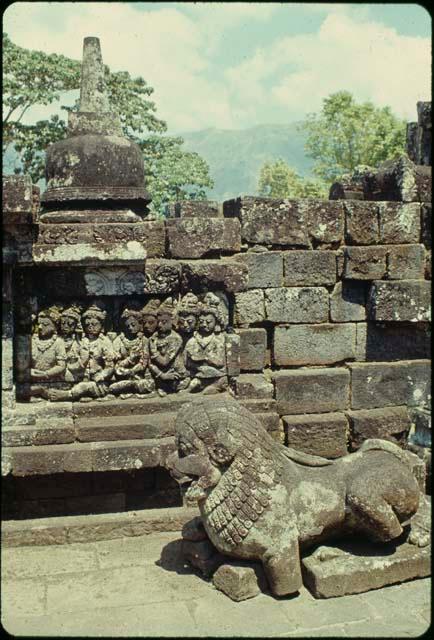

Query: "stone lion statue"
(167, 397), (422, 597)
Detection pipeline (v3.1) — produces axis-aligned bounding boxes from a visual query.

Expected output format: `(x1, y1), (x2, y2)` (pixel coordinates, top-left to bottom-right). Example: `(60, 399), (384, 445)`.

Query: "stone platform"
(1, 530), (430, 637)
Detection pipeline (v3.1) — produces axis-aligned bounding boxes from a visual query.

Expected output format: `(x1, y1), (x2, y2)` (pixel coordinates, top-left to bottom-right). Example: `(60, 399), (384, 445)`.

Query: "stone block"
(182, 539), (224, 577)
(37, 221), (165, 257)
(32, 241), (147, 266)
(367, 280), (431, 322)
(273, 324), (356, 366)
(347, 406), (411, 450)
(180, 260), (248, 293)
(144, 260), (180, 295)
(302, 523), (431, 597)
(409, 407), (431, 448)
(234, 290), (265, 325)
(421, 203), (431, 248)
(283, 250), (336, 286)
(167, 200), (221, 218)
(330, 281), (367, 322)
(344, 201), (380, 245)
(264, 287), (328, 323)
(75, 413), (176, 442)
(166, 218), (240, 258)
(239, 328), (267, 371)
(425, 250), (431, 279)
(378, 202), (421, 244)
(386, 245), (425, 279)
(225, 333), (241, 377)
(2, 339), (14, 390)
(223, 197), (309, 247)
(343, 246), (387, 279)
(272, 368), (350, 415)
(355, 323), (431, 362)
(2, 175), (33, 223)
(213, 563), (266, 601)
(301, 200), (344, 246)
(233, 251), (283, 288)
(255, 412), (281, 434)
(283, 413), (348, 458)
(234, 374), (273, 399)
(362, 156), (431, 203)
(349, 360), (431, 410)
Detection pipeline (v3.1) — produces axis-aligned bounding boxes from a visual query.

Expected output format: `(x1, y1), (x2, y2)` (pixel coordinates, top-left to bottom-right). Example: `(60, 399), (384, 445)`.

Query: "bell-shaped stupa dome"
(41, 37), (151, 210)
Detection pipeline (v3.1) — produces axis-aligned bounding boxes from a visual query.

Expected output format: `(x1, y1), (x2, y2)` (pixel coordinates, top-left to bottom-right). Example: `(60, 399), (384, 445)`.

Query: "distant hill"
(179, 122), (314, 202)
(3, 122), (314, 203)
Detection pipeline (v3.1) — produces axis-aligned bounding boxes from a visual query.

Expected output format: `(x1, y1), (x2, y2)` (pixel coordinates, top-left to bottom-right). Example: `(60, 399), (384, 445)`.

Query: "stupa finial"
(79, 37), (110, 113)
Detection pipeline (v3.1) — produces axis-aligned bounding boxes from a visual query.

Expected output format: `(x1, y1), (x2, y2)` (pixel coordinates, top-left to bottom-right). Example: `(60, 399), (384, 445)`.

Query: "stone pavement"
(1, 531), (431, 637)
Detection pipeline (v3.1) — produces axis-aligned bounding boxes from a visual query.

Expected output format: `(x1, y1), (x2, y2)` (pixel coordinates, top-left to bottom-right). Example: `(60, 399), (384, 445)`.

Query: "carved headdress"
(38, 305), (62, 327)
(82, 301), (107, 322)
(121, 300), (143, 321)
(158, 297), (176, 317)
(61, 303), (82, 323)
(200, 292), (226, 330)
(142, 298), (161, 318)
(178, 292), (200, 316)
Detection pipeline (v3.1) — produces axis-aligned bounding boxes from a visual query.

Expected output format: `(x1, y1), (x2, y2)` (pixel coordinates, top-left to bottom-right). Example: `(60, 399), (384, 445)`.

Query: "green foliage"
(258, 159), (328, 199)
(3, 33), (213, 214)
(301, 91), (406, 182)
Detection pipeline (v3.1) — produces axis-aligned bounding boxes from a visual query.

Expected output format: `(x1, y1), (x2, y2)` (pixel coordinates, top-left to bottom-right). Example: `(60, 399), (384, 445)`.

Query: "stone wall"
(2, 172), (431, 518)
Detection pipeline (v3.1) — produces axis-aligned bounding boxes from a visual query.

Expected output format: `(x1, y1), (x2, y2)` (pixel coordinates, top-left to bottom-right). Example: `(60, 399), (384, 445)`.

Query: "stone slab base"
(2, 505), (199, 547)
(302, 495), (431, 598)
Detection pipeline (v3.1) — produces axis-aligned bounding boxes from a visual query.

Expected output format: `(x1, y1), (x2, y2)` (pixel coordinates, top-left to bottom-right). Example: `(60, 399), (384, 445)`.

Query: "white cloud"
(3, 3), (431, 133)
(225, 12), (431, 123)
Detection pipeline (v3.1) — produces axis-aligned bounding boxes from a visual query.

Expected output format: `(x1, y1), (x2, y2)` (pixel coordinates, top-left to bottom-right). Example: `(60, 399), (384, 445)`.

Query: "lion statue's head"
(167, 397), (284, 549)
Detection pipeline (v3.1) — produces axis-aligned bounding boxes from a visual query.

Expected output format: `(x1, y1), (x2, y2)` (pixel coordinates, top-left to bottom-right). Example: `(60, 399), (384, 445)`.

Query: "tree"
(300, 91), (406, 182)
(257, 159), (328, 199)
(3, 33), (213, 214)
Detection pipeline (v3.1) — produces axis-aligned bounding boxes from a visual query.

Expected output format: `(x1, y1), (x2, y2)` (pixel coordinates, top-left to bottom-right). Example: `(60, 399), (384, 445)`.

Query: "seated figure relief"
(23, 290), (236, 401)
(110, 301), (154, 397)
(30, 308), (66, 399)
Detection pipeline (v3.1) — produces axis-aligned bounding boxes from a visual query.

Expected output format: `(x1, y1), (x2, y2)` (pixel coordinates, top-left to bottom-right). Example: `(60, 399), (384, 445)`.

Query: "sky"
(3, 2), (432, 134)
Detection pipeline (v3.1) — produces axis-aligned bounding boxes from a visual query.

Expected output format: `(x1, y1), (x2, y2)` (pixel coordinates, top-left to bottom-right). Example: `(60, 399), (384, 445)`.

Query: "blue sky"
(3, 2), (431, 134)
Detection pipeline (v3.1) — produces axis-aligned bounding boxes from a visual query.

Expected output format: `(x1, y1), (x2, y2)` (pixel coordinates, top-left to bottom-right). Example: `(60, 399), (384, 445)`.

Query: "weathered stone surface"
(330, 281), (367, 322)
(264, 287), (328, 323)
(180, 260), (248, 293)
(225, 332), (241, 377)
(350, 360), (431, 410)
(168, 397), (424, 599)
(272, 368), (350, 415)
(425, 250), (431, 280)
(362, 156), (431, 203)
(233, 251), (283, 289)
(166, 218), (240, 258)
(343, 246), (387, 280)
(213, 563), (266, 601)
(75, 413), (176, 442)
(2, 424), (76, 447)
(223, 197), (309, 247)
(386, 245), (425, 280)
(344, 201), (380, 245)
(283, 250), (336, 286)
(167, 200), (222, 218)
(239, 328), (267, 372)
(2, 339), (14, 390)
(72, 395), (189, 418)
(409, 407), (431, 448)
(3, 438), (175, 477)
(234, 290), (265, 325)
(378, 202), (421, 244)
(355, 322), (431, 362)
(2, 175), (34, 224)
(2, 506), (200, 547)
(421, 203), (431, 249)
(301, 200), (344, 246)
(32, 241), (147, 266)
(234, 374), (274, 399)
(347, 406), (411, 451)
(367, 280), (431, 322)
(36, 222), (165, 257)
(143, 260), (180, 294)
(302, 528), (431, 598)
(255, 412), (281, 435)
(239, 398), (277, 413)
(273, 324), (356, 366)
(283, 413), (348, 458)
